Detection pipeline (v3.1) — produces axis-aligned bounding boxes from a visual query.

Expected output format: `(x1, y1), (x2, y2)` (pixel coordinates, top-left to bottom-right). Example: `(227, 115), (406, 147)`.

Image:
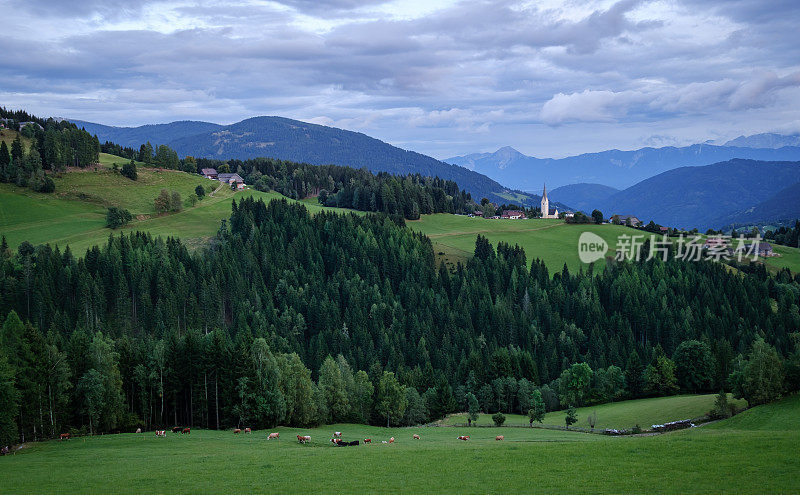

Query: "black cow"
(172, 426), (182, 433)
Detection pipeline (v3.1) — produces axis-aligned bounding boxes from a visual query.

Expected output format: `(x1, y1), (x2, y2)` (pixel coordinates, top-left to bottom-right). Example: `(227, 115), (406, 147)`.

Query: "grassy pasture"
(2, 395), (798, 494)
(409, 214), (800, 274)
(440, 394), (747, 430)
(0, 155), (359, 253)
(409, 214), (630, 272)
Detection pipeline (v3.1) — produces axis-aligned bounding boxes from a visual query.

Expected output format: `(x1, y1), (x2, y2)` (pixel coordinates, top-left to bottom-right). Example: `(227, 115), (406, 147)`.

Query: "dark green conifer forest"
(1, 198), (799, 445)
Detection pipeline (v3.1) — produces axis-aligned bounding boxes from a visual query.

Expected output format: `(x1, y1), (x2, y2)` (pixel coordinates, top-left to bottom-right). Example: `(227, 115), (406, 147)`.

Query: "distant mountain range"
(723, 133), (800, 149)
(72, 117), (533, 206)
(595, 159), (800, 230)
(446, 139), (800, 190)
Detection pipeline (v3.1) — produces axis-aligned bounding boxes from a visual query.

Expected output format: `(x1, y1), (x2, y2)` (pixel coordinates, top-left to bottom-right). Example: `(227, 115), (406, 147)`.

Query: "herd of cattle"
(54, 428), (508, 444)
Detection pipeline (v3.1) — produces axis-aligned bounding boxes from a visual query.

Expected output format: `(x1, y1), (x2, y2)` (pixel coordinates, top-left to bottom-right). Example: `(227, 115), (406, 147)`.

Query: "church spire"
(542, 183), (547, 200)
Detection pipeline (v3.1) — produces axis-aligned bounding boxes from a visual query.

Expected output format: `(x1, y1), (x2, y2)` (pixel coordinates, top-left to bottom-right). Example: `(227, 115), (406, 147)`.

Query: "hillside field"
(1, 394), (798, 494)
(440, 394), (747, 430)
(409, 214), (632, 272)
(0, 154), (355, 253)
(409, 214), (800, 274)
(2, 156), (800, 274)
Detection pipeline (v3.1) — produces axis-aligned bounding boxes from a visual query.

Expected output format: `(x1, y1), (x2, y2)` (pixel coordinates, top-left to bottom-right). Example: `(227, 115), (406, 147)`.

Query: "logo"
(578, 232), (608, 263)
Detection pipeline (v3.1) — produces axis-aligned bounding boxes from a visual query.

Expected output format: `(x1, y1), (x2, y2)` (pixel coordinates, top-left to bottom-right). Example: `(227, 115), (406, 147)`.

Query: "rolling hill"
(70, 117), (533, 206)
(71, 119), (223, 148)
(549, 183), (619, 213)
(446, 144), (800, 190)
(598, 159), (800, 230)
(713, 180), (800, 228)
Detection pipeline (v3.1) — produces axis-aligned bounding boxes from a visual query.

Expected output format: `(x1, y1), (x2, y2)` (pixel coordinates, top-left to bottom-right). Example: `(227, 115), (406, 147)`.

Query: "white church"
(540, 184), (559, 219)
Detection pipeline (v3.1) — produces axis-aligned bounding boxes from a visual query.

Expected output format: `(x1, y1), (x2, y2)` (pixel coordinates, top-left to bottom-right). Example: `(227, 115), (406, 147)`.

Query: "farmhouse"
(540, 184), (559, 218)
(501, 210), (525, 219)
(756, 242), (775, 257)
(201, 168), (218, 179)
(613, 214), (642, 227)
(218, 172), (245, 189)
(563, 211), (575, 218)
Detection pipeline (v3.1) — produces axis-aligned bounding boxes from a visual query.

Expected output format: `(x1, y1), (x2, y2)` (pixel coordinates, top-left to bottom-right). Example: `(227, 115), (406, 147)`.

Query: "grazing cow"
(495, 435), (504, 441)
(389, 437), (395, 444)
(60, 433), (71, 441)
(155, 430), (166, 437)
(297, 435), (311, 444)
(171, 427), (182, 433)
(333, 431), (342, 438)
(244, 428), (251, 434)
(457, 435), (470, 441)
(234, 429), (242, 434)
(412, 434), (420, 440)
(182, 428), (191, 434)
(363, 438), (371, 444)
(381, 441), (387, 444)
(331, 438), (343, 445)
(135, 428), (142, 434)
(268, 432), (279, 440)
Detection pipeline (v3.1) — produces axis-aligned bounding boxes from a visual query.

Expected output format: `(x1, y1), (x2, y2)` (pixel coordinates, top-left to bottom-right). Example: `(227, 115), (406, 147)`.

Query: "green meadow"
(440, 394), (747, 429)
(2, 155), (799, 274)
(409, 214), (632, 272)
(409, 214), (800, 274)
(2, 394), (798, 494)
(0, 155), (356, 254)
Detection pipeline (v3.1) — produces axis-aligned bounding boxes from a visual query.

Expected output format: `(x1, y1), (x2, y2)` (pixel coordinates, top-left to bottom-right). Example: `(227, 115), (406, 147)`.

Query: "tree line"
(0, 198), (799, 444)
(195, 156), (477, 219)
(764, 220), (800, 249)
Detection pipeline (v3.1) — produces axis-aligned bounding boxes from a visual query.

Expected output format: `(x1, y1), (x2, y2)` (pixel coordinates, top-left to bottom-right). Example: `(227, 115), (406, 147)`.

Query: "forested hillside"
(70, 116), (527, 205)
(600, 159), (800, 230)
(1, 198), (798, 443)
(199, 156), (477, 219)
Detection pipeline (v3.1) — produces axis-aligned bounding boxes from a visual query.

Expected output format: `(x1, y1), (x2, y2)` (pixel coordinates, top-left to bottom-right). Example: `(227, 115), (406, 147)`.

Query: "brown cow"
(297, 435), (311, 444)
(234, 429), (242, 434)
(267, 432), (279, 440)
(457, 435), (469, 441)
(182, 428), (191, 434)
(389, 437), (395, 444)
(495, 435), (504, 441)
(155, 430), (166, 437)
(363, 438), (371, 444)
(412, 434), (420, 440)
(333, 431), (342, 438)
(330, 438), (343, 445)
(244, 428), (252, 434)
(60, 433), (71, 441)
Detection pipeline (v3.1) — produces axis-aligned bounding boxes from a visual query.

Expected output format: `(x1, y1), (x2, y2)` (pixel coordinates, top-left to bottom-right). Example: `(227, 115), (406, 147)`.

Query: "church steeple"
(540, 183), (550, 218)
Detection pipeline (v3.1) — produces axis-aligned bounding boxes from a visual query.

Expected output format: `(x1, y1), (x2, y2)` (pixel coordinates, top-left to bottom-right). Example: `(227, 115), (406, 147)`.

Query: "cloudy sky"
(1, 0), (799, 158)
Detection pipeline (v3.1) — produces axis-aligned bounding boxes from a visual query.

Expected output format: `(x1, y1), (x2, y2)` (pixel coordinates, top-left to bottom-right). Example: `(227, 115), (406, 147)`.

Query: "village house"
(218, 172), (245, 189)
(501, 210), (525, 219)
(201, 168), (218, 180)
(563, 211), (575, 219)
(613, 214), (642, 227)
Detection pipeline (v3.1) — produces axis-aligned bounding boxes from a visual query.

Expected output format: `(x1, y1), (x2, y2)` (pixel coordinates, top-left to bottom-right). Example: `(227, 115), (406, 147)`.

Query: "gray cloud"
(1, 0), (799, 158)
